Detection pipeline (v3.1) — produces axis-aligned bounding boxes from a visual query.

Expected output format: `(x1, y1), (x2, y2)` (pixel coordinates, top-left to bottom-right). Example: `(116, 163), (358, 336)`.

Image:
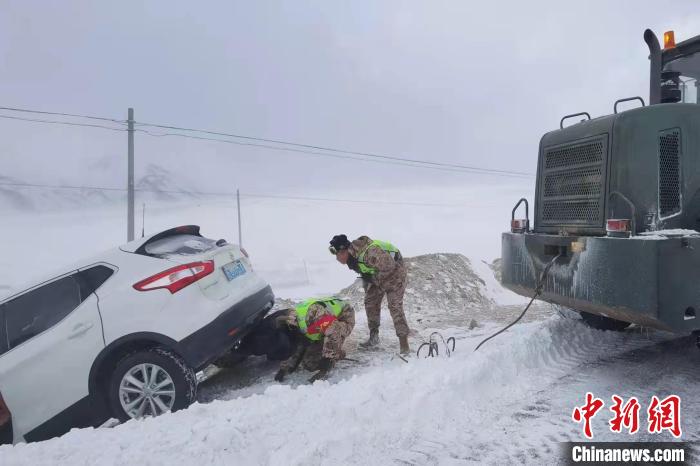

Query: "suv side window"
(76, 265), (114, 298)
(3, 275), (82, 349)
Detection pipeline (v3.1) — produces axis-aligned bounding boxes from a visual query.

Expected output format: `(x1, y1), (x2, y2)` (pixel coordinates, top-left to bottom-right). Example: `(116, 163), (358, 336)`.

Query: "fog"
(1, 1), (700, 197)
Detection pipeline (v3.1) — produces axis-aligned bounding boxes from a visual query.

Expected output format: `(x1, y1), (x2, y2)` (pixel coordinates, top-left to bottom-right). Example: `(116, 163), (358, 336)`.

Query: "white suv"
(0, 225), (274, 445)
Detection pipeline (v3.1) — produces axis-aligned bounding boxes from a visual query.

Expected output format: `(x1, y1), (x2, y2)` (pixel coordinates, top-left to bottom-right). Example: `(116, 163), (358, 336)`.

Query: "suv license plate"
(222, 260), (246, 281)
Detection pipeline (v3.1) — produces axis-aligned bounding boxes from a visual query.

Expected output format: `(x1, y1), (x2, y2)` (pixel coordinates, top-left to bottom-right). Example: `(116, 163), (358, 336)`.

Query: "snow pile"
(337, 253), (501, 329)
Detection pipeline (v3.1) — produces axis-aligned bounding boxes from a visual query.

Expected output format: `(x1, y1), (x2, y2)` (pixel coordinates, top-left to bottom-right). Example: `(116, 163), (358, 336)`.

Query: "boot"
(360, 329), (379, 348)
(399, 336), (410, 355)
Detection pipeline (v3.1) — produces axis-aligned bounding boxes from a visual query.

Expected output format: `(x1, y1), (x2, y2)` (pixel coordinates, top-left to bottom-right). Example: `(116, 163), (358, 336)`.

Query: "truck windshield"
(663, 53), (700, 103)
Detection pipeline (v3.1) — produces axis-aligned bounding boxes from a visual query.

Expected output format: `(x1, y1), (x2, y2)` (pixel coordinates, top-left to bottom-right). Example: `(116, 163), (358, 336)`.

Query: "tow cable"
(474, 252), (562, 352)
(417, 331), (456, 359)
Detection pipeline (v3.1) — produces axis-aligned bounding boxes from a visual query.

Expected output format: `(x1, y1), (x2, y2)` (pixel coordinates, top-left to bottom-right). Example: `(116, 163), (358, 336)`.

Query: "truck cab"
(501, 29), (700, 334)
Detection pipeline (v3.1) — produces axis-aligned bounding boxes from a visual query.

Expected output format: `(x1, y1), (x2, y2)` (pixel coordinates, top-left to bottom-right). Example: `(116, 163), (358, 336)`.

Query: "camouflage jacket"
(348, 236), (405, 288)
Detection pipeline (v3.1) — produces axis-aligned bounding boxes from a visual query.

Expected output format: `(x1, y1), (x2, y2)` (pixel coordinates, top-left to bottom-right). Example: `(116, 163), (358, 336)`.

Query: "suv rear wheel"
(579, 311), (631, 331)
(108, 347), (196, 422)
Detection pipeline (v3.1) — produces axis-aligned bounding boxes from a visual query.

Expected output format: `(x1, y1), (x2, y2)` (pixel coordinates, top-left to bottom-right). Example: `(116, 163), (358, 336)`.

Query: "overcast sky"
(2, 1), (700, 197)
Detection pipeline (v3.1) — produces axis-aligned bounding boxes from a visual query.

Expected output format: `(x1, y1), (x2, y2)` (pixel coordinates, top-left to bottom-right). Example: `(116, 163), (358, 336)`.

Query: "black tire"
(108, 347), (196, 423)
(579, 311), (631, 331)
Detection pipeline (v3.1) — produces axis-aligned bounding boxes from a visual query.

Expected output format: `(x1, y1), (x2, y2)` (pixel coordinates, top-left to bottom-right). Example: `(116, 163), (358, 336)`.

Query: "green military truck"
(501, 29), (700, 338)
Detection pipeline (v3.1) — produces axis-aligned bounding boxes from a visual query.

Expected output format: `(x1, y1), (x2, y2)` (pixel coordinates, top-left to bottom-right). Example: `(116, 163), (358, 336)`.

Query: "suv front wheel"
(108, 347), (197, 422)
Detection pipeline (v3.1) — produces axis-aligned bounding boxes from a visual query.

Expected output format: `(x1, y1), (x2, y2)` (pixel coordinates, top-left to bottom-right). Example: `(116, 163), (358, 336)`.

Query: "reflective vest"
(357, 240), (399, 276)
(295, 297), (345, 341)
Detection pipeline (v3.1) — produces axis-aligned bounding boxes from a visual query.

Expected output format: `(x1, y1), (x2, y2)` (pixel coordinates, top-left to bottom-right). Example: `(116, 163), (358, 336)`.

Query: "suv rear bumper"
(179, 285), (275, 371)
(502, 232), (700, 334)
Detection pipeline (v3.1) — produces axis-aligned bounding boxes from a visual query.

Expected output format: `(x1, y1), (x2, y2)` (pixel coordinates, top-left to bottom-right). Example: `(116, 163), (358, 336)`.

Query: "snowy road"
(3, 306), (698, 465)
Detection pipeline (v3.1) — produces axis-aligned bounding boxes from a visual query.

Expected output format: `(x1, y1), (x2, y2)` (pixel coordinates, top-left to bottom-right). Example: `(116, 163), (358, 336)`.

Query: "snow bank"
(0, 317), (645, 465)
(638, 229), (700, 240)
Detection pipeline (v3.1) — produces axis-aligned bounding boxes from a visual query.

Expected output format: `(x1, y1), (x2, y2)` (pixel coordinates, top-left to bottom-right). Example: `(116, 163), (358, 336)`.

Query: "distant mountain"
(0, 165), (198, 212)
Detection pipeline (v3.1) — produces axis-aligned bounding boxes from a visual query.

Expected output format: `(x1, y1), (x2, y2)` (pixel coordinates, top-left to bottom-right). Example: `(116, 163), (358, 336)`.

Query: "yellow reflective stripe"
(295, 297), (345, 340)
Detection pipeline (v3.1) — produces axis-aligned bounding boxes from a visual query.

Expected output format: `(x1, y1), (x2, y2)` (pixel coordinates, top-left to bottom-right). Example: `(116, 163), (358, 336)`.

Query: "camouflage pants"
(299, 318), (355, 371)
(365, 264), (409, 337)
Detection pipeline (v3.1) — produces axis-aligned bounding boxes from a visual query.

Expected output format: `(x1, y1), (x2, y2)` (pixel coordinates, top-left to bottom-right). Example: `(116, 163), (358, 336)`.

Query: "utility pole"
(127, 108), (135, 242)
(237, 189), (242, 247)
(141, 203), (146, 238)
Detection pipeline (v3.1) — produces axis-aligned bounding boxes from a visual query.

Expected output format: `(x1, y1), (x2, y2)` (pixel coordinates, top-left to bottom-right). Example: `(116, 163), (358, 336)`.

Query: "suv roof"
(119, 225), (202, 254)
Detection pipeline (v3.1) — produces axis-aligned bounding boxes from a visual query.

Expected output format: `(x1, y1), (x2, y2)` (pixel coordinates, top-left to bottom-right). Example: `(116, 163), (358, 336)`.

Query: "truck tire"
(579, 311), (631, 331)
(108, 347), (197, 423)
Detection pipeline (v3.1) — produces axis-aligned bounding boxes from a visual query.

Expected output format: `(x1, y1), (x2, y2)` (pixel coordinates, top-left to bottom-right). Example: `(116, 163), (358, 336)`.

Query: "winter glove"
(308, 358), (334, 383)
(274, 369), (287, 382)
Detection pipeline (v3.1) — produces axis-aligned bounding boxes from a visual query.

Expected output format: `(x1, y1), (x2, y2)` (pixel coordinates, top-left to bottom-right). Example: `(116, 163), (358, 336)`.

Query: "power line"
(134, 120), (534, 177)
(0, 104), (535, 178)
(0, 114), (127, 132)
(133, 128), (532, 178)
(0, 181), (463, 208)
(0, 106), (126, 124)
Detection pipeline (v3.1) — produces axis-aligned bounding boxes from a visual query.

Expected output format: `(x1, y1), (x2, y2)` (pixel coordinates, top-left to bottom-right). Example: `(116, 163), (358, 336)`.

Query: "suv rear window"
(144, 234), (217, 257)
(0, 306), (7, 356)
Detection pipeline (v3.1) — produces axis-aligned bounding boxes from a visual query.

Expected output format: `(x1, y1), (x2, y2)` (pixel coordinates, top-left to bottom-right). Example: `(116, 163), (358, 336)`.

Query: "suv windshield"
(144, 234), (218, 257)
(663, 53), (700, 103)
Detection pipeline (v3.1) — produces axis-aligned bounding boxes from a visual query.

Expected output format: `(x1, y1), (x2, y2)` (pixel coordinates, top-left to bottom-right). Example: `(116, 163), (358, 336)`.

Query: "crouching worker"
(274, 297), (355, 383)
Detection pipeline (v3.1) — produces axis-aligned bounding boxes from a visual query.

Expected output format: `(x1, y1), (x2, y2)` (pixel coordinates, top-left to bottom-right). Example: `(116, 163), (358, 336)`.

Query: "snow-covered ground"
(1, 183), (698, 464)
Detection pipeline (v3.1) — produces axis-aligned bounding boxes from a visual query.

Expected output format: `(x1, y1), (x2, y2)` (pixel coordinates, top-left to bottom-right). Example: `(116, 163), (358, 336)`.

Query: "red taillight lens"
(133, 261), (215, 294)
(606, 219), (630, 237)
(240, 247), (249, 258)
(0, 391), (11, 430)
(511, 219), (529, 233)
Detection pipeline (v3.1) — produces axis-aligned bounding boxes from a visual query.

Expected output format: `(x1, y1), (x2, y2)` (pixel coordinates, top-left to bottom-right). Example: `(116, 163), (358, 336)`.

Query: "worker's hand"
(274, 369), (287, 382)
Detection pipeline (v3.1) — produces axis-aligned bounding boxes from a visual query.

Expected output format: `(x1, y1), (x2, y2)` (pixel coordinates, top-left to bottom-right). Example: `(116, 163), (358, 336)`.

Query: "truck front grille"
(659, 129), (681, 218)
(542, 199), (601, 222)
(537, 135), (608, 232)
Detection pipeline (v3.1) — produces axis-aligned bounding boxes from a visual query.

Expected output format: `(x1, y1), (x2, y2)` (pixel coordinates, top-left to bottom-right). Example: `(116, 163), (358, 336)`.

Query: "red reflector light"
(227, 328), (239, 337)
(0, 391), (11, 432)
(606, 219), (630, 237)
(133, 261), (214, 294)
(511, 219), (529, 233)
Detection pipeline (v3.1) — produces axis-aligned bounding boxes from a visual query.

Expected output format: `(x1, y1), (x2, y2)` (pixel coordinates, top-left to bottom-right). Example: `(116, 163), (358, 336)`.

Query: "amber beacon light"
(664, 30), (676, 49)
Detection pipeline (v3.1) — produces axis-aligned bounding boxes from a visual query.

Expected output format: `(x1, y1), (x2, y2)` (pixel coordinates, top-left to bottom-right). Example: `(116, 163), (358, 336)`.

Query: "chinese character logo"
(572, 393), (682, 439)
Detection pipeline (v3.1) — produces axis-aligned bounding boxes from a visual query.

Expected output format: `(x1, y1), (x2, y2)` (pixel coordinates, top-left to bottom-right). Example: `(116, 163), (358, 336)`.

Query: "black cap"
(330, 234), (351, 251)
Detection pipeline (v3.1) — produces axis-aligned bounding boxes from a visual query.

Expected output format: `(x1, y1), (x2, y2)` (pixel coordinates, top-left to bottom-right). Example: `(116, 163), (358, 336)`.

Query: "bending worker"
(275, 297), (355, 383)
(329, 234), (410, 355)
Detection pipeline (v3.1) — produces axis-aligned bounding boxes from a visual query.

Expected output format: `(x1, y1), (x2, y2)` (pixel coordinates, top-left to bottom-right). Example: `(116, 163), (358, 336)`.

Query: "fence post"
(141, 202), (146, 238)
(127, 108), (135, 242)
(237, 189), (242, 248)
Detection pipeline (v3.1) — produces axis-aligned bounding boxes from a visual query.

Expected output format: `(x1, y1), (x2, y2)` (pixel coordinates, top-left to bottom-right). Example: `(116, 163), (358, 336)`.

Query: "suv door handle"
(68, 322), (94, 340)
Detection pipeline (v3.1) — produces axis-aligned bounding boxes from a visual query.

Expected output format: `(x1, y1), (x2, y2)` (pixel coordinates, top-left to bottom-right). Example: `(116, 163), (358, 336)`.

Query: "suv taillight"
(0, 391), (12, 444)
(133, 261), (215, 294)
